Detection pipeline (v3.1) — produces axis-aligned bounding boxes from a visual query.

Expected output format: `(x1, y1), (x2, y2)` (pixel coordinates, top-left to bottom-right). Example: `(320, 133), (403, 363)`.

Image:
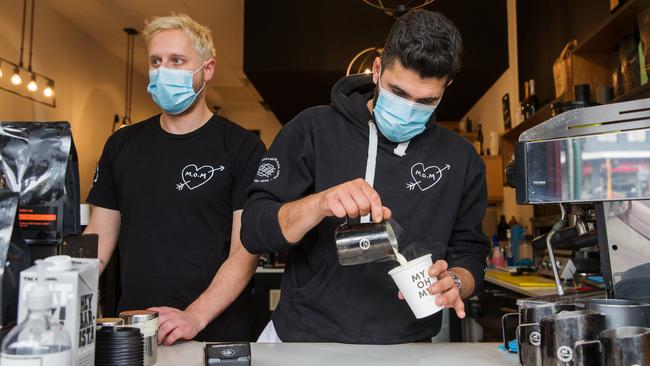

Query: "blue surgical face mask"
(373, 77), (440, 143)
(147, 62), (206, 115)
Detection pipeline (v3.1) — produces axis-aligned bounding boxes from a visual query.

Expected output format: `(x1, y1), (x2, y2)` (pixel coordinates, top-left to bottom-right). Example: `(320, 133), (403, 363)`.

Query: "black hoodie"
(242, 74), (489, 344)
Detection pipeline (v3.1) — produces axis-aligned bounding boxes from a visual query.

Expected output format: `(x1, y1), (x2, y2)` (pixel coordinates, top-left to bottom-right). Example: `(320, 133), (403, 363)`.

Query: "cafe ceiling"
(42, 0), (508, 125)
(244, 0), (509, 124)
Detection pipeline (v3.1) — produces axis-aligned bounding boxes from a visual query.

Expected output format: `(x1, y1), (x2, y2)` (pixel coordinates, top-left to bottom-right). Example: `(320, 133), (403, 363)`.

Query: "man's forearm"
(278, 194), (325, 243)
(245, 179), (389, 250)
(83, 206), (120, 275)
(185, 247), (258, 329)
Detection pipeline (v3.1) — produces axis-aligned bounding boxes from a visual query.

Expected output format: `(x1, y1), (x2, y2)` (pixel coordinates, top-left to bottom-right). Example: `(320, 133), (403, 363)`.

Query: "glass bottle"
(1, 261), (72, 365)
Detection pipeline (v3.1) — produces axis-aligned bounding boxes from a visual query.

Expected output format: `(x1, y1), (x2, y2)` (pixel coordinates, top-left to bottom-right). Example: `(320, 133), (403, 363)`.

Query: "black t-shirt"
(87, 114), (265, 341)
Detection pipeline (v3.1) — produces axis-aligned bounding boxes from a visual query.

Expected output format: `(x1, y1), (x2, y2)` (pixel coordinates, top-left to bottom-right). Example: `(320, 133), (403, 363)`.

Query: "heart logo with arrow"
(406, 163), (450, 191)
(176, 164), (224, 191)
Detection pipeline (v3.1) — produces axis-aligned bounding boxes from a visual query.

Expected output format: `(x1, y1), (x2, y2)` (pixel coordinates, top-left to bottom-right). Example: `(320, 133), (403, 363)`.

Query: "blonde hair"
(143, 14), (216, 60)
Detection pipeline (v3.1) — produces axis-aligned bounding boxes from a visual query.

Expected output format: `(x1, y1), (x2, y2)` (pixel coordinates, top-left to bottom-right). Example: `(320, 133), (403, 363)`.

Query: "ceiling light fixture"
(346, 47), (383, 76)
(113, 27), (139, 132)
(347, 1), (433, 77)
(0, 0), (55, 107)
(361, 0), (435, 17)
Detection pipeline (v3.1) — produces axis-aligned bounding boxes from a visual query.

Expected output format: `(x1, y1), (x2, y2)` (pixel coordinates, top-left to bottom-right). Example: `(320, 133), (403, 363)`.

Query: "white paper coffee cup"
(388, 254), (443, 319)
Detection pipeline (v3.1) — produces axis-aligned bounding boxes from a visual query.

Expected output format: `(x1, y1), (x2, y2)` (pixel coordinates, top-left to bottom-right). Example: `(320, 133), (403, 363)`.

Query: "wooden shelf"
(574, 0), (650, 55)
(611, 82), (650, 103)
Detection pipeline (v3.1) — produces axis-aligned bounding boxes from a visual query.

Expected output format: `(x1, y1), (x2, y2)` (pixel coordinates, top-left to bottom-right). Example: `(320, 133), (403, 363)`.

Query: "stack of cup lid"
(95, 326), (144, 366)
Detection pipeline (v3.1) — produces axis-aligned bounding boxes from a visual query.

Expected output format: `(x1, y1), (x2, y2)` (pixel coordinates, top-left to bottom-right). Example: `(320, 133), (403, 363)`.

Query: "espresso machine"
(501, 97), (650, 365)
(512, 96), (650, 302)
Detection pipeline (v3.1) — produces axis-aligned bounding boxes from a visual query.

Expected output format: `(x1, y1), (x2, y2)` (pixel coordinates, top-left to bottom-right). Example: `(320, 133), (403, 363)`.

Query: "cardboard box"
(18, 256), (99, 366)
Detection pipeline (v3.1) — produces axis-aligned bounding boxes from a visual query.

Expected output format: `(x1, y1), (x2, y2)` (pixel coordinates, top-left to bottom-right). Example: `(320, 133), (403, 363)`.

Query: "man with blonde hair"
(85, 14), (265, 344)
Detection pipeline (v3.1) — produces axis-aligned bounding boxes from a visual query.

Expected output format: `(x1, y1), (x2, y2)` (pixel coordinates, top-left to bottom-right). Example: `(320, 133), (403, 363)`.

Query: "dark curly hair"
(381, 10), (463, 83)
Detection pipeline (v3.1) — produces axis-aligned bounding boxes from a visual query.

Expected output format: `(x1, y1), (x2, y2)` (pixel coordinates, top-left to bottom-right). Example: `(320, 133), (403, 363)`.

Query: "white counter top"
(157, 341), (519, 366)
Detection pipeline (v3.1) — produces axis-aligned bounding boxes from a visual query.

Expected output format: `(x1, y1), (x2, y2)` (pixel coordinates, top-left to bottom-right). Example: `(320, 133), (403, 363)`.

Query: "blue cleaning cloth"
(515, 259), (533, 267)
(588, 276), (604, 284)
(498, 339), (519, 353)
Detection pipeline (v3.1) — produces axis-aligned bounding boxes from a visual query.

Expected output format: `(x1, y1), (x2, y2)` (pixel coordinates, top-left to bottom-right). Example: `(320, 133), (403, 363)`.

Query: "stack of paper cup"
(388, 254), (443, 319)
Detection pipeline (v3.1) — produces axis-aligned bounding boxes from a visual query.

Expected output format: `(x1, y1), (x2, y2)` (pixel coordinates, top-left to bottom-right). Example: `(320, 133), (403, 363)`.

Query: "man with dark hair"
(241, 10), (489, 344)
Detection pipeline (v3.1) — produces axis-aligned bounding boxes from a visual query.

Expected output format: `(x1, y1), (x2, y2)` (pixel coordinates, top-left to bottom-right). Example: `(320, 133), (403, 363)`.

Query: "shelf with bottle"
(437, 121), (478, 142)
(520, 79), (540, 122)
(562, 0), (650, 103)
(573, 0), (650, 55)
(438, 121), (502, 202)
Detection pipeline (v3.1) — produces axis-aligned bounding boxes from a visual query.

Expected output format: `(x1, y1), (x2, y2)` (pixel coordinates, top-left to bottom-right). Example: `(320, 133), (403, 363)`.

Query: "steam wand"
(546, 203), (568, 296)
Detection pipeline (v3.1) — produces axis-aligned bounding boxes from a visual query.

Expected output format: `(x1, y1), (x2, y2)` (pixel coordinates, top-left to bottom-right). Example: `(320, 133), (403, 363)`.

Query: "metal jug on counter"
(502, 300), (576, 366)
(335, 220), (400, 266)
(120, 310), (159, 366)
(540, 310), (605, 366)
(583, 298), (650, 329)
(574, 326), (650, 366)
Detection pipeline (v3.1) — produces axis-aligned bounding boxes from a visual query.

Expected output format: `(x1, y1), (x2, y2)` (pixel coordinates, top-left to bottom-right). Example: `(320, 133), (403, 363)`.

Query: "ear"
(372, 57), (381, 85)
(203, 58), (216, 82)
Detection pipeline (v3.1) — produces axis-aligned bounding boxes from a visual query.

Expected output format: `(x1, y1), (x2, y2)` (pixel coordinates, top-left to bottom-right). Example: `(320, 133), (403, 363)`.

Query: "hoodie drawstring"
(361, 121), (379, 224)
(361, 121), (410, 223)
(394, 141), (409, 157)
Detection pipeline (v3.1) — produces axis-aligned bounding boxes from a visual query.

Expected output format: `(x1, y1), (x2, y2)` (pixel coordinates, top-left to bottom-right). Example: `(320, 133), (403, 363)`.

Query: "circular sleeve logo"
(529, 331), (541, 346)
(359, 238), (371, 250)
(556, 345), (573, 363)
(254, 157), (280, 183)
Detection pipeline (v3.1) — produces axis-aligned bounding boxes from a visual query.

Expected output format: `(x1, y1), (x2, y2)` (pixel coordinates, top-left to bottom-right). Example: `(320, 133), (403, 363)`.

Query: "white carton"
(18, 256), (99, 366)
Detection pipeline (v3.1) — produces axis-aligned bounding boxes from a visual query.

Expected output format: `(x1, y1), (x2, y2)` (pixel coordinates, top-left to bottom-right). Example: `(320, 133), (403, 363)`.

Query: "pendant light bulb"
(11, 67), (22, 85)
(43, 80), (54, 97)
(27, 74), (38, 92)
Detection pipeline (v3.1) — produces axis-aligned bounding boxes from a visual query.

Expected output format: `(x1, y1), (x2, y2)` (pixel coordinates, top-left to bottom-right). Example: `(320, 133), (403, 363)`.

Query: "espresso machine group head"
(510, 97), (650, 301)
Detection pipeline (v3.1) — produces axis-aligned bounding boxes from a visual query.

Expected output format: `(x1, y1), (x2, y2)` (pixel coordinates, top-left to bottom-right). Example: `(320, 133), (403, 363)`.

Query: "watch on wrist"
(448, 270), (463, 295)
